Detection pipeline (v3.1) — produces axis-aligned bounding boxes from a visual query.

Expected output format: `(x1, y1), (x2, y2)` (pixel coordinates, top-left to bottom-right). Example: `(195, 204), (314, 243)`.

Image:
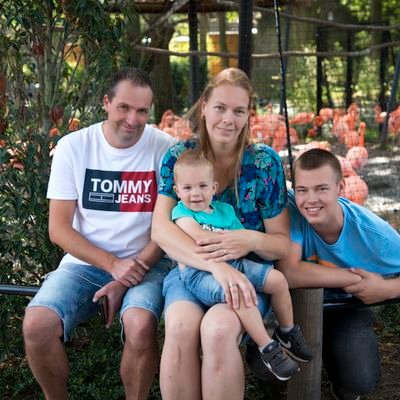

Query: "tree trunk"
(147, 16), (175, 123)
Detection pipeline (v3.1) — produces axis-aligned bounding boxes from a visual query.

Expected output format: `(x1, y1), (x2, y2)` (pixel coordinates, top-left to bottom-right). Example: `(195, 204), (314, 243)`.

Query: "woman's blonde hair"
(186, 68), (256, 201)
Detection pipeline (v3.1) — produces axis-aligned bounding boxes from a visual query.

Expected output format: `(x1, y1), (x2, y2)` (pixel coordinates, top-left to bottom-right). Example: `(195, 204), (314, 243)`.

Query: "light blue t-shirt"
(172, 200), (244, 232)
(288, 190), (400, 277)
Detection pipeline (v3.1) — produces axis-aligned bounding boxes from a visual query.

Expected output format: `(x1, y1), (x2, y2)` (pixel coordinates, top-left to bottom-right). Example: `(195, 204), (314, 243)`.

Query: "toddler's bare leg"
(264, 269), (293, 328)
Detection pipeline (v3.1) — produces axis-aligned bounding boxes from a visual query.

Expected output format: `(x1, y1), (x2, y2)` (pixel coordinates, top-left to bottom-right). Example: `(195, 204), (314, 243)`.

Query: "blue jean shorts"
(163, 264), (271, 317)
(181, 258), (272, 306)
(27, 258), (171, 342)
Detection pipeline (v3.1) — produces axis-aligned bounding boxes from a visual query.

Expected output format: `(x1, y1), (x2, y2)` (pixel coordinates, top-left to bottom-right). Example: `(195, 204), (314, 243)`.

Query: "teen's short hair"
(107, 67), (154, 101)
(294, 148), (343, 184)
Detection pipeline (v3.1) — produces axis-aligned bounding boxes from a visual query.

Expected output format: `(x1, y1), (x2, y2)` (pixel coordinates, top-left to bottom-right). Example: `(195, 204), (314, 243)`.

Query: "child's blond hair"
(173, 149), (214, 182)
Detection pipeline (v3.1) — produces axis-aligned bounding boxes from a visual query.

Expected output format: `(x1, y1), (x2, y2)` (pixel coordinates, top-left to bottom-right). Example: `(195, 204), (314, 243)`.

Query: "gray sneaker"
(260, 340), (300, 381)
(245, 341), (276, 382)
(273, 325), (313, 362)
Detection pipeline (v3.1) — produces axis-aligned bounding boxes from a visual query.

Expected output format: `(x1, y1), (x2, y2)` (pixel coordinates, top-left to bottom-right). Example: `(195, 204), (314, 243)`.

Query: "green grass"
(2, 296), (398, 399)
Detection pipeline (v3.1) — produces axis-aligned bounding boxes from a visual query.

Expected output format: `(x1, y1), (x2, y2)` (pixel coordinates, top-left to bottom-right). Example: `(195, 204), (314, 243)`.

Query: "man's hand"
(111, 258), (149, 287)
(93, 281), (127, 328)
(344, 268), (392, 304)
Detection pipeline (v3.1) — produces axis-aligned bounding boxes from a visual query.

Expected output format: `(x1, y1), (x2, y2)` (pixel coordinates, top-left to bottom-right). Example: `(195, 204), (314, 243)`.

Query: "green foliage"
(286, 56), (317, 111)
(171, 58), (190, 113)
(0, 0), (128, 131)
(0, 315), (125, 399)
(0, 122), (63, 275)
(0, 0), (139, 277)
(0, 0), (135, 363)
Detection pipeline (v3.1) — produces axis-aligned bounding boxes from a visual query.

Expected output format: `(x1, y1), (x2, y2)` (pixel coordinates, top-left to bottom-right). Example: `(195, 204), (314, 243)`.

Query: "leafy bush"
(0, 0), (134, 371)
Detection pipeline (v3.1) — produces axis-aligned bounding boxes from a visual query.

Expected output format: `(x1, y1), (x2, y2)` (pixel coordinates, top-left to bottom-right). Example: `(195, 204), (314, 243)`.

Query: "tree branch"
(133, 40), (400, 59)
(219, 0), (400, 32)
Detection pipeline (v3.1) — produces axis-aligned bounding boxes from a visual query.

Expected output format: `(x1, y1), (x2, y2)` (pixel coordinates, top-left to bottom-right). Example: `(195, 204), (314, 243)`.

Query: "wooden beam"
(287, 289), (323, 400)
(238, 0), (253, 76)
(188, 0), (200, 104)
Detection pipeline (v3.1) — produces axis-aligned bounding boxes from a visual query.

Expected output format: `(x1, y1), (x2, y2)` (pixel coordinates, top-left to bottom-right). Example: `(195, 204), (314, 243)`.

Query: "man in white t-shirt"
(23, 68), (175, 400)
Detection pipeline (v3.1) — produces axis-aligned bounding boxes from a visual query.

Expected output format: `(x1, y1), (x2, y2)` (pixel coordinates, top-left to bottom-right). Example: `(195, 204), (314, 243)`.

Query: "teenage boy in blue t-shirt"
(276, 148), (400, 400)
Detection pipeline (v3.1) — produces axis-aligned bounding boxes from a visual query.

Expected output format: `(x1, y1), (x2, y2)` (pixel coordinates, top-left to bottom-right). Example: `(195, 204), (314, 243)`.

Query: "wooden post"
(316, 27), (323, 116)
(380, 50), (400, 146)
(188, 0), (200, 104)
(238, 0), (253, 77)
(287, 288), (323, 400)
(345, 31), (353, 109)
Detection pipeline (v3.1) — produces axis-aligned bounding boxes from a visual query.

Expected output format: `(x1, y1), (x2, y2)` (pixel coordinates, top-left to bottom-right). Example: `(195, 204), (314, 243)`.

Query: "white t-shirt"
(47, 121), (175, 266)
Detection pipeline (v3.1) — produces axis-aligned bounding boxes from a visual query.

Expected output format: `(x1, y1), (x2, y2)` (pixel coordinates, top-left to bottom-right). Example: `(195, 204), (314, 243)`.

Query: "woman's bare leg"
(201, 304), (245, 400)
(160, 301), (204, 400)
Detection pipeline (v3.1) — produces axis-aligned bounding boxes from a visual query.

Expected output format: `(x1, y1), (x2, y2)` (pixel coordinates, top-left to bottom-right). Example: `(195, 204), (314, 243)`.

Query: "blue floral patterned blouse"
(159, 139), (287, 233)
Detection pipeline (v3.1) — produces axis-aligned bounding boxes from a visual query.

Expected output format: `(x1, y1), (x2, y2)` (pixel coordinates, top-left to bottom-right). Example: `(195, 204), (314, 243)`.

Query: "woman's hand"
(195, 230), (252, 262)
(211, 262), (258, 309)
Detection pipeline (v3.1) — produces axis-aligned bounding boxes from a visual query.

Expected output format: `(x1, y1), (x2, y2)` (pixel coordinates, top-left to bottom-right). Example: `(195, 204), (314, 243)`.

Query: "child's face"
(174, 165), (217, 212)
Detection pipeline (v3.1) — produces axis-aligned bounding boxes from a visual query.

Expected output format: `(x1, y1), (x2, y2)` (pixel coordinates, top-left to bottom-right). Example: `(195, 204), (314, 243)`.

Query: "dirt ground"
(245, 310), (400, 400)
(321, 323), (400, 400)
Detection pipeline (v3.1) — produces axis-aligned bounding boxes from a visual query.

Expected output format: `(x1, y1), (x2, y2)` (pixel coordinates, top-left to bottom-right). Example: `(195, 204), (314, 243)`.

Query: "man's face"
(294, 165), (344, 226)
(103, 80), (153, 148)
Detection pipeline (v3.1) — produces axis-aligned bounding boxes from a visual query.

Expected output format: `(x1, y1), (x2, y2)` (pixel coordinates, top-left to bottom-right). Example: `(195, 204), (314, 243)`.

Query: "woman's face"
(201, 84), (249, 147)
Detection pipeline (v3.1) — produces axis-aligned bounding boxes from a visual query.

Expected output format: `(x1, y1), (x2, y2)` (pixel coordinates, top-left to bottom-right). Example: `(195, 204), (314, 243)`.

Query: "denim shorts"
(27, 258), (171, 342)
(163, 265), (271, 317)
(181, 258), (272, 306)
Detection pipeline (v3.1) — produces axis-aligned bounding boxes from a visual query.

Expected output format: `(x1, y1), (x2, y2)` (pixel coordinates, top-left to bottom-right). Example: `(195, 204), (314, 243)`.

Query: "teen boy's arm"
(343, 269), (400, 304)
(276, 241), (362, 289)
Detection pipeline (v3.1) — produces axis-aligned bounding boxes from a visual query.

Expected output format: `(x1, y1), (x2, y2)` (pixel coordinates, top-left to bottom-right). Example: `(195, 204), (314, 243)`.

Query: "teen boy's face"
(294, 165), (344, 226)
(174, 166), (217, 212)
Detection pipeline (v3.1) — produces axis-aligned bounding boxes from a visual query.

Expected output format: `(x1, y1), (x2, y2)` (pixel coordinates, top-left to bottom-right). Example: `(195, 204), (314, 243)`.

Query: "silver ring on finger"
(229, 282), (236, 288)
(131, 277), (136, 284)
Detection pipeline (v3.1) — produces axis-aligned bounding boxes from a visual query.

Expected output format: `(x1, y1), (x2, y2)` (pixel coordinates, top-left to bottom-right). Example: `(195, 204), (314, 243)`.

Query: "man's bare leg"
(120, 308), (159, 400)
(23, 307), (68, 400)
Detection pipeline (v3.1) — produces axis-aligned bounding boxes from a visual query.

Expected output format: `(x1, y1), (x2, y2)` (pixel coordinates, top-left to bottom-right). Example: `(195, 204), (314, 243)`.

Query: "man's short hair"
(107, 67), (154, 101)
(173, 149), (213, 181)
(294, 148), (343, 185)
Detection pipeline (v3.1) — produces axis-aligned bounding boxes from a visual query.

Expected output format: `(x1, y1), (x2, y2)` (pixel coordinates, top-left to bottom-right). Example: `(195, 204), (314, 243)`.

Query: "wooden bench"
(1, 284), (398, 400)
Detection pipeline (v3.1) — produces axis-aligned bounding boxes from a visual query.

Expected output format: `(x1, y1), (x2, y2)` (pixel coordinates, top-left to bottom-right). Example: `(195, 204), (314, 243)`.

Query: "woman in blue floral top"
(152, 68), (290, 400)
